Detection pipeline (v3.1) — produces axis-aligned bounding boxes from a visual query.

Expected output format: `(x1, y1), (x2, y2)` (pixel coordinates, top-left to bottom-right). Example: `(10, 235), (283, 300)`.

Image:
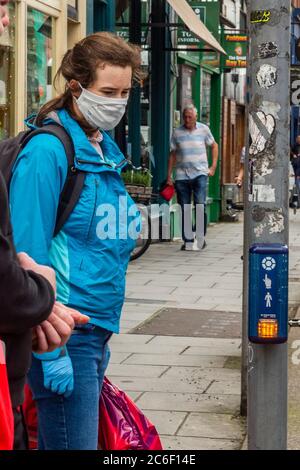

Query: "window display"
(0, 1), (15, 139)
(27, 8), (53, 116)
(200, 70), (211, 124)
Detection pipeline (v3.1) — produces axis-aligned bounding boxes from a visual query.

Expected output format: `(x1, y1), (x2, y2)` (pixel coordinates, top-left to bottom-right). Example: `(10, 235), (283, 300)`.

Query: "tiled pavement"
(106, 211), (300, 450)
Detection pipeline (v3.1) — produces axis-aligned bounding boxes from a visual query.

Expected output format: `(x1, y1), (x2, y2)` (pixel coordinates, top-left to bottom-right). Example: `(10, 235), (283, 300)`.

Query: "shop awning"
(166, 0), (226, 55)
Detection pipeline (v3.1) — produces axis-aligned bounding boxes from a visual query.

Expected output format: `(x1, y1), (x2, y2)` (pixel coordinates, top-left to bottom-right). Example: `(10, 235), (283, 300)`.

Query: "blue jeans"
(175, 175), (208, 243)
(27, 324), (111, 450)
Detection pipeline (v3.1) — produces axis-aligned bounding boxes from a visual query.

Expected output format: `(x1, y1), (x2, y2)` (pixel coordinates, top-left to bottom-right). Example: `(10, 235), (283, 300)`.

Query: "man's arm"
(0, 171), (55, 334)
(167, 151), (176, 186)
(236, 163), (244, 187)
(0, 233), (55, 334)
(208, 142), (219, 177)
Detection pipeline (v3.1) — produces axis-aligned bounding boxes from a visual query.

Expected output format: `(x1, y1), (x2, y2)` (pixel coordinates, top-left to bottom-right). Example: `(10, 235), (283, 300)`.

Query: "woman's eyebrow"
(100, 86), (131, 91)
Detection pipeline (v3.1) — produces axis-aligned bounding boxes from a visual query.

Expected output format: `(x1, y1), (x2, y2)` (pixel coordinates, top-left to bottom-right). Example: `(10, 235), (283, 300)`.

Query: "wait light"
(258, 319), (278, 339)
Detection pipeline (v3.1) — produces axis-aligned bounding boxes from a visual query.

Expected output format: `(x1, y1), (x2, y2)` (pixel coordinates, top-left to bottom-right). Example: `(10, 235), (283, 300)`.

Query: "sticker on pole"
(249, 111), (275, 155)
(250, 10), (271, 24)
(256, 64), (277, 89)
(258, 42), (278, 59)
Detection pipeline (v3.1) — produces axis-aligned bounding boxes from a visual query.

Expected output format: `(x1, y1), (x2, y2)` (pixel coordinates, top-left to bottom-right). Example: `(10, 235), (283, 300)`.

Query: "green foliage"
(121, 170), (152, 187)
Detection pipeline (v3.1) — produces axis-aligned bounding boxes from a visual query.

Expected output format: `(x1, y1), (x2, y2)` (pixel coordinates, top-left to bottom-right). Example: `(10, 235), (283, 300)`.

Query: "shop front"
(175, 0), (223, 223)
(88, 0), (225, 236)
(0, 0), (86, 139)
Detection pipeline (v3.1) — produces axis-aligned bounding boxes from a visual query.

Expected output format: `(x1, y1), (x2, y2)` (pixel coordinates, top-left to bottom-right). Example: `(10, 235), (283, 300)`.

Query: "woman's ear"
(69, 80), (81, 97)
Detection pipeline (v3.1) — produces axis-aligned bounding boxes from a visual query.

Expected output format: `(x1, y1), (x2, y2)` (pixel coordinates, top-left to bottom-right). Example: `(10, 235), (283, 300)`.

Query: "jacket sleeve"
(0, 173), (55, 334)
(0, 234), (55, 334)
(9, 134), (68, 265)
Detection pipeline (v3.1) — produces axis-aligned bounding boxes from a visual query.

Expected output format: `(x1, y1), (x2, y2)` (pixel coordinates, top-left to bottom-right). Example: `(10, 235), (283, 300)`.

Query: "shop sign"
(177, 1), (220, 48)
(222, 34), (248, 68)
(116, 27), (149, 48)
(177, 6), (205, 47)
(177, 1), (220, 70)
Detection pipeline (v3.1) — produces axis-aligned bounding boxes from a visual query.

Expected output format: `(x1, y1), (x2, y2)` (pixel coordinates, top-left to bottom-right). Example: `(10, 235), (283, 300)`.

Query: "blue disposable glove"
(33, 347), (74, 397)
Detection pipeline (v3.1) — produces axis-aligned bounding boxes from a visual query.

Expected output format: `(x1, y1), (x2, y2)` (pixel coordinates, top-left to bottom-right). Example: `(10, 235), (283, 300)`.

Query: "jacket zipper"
(79, 178), (99, 270)
(86, 178), (99, 243)
(77, 158), (128, 170)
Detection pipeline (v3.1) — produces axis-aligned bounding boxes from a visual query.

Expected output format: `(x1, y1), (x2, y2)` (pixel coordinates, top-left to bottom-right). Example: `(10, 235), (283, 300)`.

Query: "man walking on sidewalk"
(167, 105), (218, 251)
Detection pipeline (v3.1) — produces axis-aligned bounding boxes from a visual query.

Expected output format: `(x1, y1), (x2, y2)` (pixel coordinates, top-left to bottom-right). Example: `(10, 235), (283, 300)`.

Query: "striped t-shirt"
(170, 122), (215, 180)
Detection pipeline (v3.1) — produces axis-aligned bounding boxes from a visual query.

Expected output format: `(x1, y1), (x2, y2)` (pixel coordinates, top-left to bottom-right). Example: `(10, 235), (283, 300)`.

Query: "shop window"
(27, 7), (53, 116)
(200, 71), (211, 125)
(68, 0), (78, 21)
(115, 0), (152, 166)
(0, 1), (15, 139)
(178, 65), (195, 115)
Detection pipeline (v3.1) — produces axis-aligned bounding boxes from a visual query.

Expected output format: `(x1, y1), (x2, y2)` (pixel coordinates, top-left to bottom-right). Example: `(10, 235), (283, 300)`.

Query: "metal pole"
(246, 1), (290, 449)
(151, 0), (171, 193)
(241, 7), (251, 420)
(129, 0), (142, 167)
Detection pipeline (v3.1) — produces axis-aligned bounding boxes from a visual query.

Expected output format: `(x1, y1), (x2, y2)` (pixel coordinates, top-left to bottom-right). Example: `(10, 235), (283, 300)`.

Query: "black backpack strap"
(22, 124), (85, 237)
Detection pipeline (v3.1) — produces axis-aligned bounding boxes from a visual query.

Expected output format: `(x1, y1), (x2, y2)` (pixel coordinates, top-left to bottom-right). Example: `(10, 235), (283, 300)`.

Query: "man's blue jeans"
(27, 324), (111, 450)
(175, 175), (208, 243)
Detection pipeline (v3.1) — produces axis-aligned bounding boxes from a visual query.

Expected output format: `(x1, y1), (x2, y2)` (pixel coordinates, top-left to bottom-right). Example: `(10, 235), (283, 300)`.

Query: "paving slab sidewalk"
(107, 219), (246, 450)
(107, 210), (300, 450)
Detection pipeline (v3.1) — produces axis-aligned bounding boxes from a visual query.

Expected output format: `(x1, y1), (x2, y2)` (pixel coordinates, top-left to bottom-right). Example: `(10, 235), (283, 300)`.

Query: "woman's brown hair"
(36, 32), (142, 134)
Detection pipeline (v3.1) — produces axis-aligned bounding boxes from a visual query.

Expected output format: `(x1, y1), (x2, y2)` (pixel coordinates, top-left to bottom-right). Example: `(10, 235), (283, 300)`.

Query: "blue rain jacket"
(9, 109), (140, 333)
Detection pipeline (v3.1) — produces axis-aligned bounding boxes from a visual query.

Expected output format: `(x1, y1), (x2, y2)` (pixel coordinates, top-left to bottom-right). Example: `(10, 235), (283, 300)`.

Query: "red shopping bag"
(98, 377), (162, 450)
(23, 385), (38, 449)
(0, 341), (14, 450)
(23, 378), (163, 451)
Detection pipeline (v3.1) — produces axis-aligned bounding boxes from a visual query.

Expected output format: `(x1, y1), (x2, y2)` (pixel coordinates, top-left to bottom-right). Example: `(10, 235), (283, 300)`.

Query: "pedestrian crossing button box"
(249, 244), (288, 344)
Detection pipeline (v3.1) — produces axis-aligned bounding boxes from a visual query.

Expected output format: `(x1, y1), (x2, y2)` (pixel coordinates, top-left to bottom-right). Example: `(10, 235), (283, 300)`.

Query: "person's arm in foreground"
(9, 136), (85, 396)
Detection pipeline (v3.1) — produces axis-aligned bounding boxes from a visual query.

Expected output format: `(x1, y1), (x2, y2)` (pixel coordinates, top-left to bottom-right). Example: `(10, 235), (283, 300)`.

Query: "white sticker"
(259, 159), (273, 177)
(256, 64), (277, 89)
(254, 210), (284, 237)
(260, 101), (281, 119)
(252, 184), (276, 202)
(268, 211), (284, 234)
(249, 112), (275, 155)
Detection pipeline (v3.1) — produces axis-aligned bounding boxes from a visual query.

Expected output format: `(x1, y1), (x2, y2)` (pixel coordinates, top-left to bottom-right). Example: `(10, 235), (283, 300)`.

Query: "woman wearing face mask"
(9, 32), (141, 450)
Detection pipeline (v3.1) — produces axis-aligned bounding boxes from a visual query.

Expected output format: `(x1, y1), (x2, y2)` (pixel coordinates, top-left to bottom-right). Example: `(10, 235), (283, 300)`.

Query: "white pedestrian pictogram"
(263, 274), (272, 289)
(265, 292), (272, 308)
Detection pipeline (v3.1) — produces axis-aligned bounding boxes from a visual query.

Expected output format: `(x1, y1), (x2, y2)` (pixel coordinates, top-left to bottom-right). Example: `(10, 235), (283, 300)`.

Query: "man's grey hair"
(183, 104), (198, 116)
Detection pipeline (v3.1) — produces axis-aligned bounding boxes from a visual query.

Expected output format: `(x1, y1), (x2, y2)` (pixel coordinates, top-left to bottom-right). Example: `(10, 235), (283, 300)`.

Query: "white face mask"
(75, 84), (128, 130)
